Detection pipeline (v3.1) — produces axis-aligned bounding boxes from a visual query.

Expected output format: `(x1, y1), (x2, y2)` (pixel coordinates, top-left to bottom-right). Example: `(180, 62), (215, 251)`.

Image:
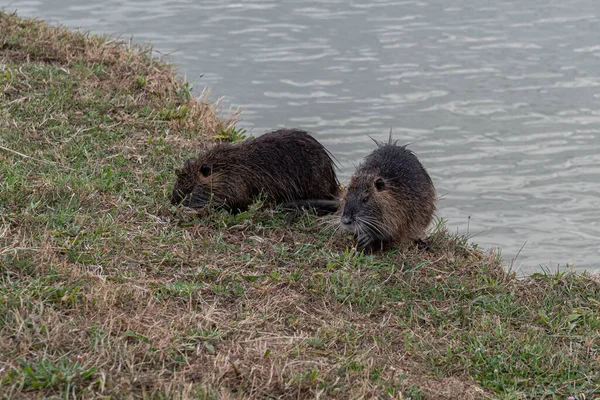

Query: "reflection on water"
(11, 0), (600, 273)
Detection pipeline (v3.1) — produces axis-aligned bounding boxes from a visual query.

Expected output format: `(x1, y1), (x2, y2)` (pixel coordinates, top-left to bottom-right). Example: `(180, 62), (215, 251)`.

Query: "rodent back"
(239, 130), (339, 201)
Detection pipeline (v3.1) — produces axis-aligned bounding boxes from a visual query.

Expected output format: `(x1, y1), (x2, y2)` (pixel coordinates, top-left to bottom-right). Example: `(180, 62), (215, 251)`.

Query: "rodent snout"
(340, 214), (353, 226)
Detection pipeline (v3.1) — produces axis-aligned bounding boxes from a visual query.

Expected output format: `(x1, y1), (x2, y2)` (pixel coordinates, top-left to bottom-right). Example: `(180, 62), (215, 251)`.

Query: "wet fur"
(172, 129), (340, 212)
(340, 138), (436, 251)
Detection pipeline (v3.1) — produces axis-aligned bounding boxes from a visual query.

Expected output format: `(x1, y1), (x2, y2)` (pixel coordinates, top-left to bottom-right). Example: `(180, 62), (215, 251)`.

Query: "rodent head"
(340, 173), (388, 239)
(171, 145), (246, 210)
(171, 158), (215, 209)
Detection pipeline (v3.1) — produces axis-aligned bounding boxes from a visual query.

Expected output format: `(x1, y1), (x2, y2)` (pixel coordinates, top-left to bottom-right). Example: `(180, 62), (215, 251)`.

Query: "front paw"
(357, 234), (390, 252)
(356, 233), (373, 250)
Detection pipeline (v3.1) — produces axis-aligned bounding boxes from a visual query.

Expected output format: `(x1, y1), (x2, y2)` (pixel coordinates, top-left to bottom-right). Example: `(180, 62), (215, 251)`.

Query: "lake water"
(8, 0), (600, 274)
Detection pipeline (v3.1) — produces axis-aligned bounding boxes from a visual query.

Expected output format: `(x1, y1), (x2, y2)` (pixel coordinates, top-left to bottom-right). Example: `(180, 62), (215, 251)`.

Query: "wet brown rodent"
(340, 138), (436, 251)
(171, 128), (340, 212)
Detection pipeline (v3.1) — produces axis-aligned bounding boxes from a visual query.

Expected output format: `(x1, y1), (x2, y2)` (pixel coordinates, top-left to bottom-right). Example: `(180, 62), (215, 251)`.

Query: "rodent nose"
(341, 215), (352, 225)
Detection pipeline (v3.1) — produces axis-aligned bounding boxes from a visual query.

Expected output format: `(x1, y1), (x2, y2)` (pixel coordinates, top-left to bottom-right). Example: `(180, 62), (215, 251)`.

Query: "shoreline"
(1, 11), (599, 399)
(4, 7), (598, 276)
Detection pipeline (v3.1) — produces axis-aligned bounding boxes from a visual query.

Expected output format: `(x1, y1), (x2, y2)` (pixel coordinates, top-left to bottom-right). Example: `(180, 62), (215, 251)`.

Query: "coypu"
(171, 128), (340, 213)
(340, 137), (436, 251)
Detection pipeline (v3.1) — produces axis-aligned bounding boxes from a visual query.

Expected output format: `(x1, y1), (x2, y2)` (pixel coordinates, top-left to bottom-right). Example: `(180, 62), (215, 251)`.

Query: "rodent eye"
(375, 178), (385, 191)
(200, 164), (211, 177)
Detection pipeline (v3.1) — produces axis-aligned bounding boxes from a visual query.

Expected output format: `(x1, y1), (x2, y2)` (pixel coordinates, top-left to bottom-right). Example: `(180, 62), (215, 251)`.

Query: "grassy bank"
(1, 11), (599, 399)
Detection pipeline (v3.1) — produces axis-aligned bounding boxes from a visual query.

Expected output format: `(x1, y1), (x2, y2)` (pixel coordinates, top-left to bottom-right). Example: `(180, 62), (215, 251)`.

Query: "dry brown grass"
(1, 10), (599, 400)
(1, 206), (497, 399)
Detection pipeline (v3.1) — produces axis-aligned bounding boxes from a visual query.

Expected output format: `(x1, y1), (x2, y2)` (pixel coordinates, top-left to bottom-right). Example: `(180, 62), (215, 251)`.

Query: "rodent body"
(340, 139), (436, 251)
(171, 128), (340, 212)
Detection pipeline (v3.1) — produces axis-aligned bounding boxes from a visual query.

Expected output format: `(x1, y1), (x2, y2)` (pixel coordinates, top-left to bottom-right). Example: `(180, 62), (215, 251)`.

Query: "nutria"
(340, 137), (436, 251)
(171, 128), (340, 213)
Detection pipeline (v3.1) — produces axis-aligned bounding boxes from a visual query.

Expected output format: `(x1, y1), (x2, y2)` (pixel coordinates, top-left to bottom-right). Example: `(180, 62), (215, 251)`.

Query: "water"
(7, 0), (600, 274)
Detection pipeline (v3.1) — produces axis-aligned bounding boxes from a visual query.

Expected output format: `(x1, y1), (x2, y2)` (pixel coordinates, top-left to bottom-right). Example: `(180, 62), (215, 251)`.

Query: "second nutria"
(171, 128), (340, 212)
(340, 137), (436, 251)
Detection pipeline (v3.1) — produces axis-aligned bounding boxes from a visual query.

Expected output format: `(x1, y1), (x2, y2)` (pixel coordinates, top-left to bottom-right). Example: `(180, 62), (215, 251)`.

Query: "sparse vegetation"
(1, 10), (599, 399)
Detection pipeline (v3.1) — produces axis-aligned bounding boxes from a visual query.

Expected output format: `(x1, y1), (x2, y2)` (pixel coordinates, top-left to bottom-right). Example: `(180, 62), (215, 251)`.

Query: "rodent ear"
(200, 163), (212, 177)
(374, 178), (385, 191)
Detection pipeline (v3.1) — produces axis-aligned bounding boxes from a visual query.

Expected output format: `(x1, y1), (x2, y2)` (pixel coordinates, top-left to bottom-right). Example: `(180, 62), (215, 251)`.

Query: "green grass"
(1, 10), (600, 399)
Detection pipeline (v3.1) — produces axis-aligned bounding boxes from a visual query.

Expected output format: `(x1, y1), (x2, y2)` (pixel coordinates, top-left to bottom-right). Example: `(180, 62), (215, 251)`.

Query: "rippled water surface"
(10, 0), (600, 273)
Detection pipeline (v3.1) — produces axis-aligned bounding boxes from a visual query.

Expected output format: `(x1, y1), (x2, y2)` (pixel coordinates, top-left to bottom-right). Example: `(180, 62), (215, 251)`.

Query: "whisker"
(321, 221), (338, 234)
(358, 217), (386, 239)
(329, 223), (343, 239)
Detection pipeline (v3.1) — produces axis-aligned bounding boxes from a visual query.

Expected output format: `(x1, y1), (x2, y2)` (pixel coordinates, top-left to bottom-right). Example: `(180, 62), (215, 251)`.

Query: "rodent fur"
(172, 128), (340, 212)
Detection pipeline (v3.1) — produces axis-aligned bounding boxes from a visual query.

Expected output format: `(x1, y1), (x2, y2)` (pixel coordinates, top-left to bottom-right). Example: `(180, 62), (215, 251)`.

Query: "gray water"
(8, 0), (600, 274)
